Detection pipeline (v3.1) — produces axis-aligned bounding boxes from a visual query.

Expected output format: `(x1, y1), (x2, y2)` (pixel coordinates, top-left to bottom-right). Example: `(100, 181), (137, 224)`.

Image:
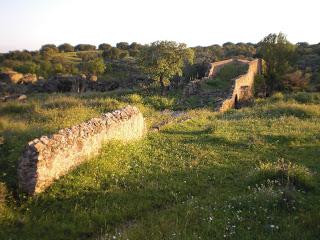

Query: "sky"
(0, 0), (319, 52)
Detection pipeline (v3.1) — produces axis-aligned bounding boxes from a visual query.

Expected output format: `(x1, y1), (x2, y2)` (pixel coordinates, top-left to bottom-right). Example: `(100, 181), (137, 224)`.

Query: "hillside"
(1, 91), (320, 239)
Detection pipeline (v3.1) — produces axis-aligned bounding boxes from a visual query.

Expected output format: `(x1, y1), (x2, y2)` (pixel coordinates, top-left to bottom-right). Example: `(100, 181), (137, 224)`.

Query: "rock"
(21, 74), (37, 84)
(0, 136), (4, 145)
(89, 75), (98, 81)
(18, 94), (27, 101)
(0, 71), (24, 84)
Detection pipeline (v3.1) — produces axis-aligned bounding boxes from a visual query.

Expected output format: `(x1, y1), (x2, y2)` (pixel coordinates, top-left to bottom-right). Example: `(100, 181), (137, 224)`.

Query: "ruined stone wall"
(207, 59), (234, 77)
(183, 59), (235, 97)
(218, 59), (262, 112)
(18, 106), (145, 195)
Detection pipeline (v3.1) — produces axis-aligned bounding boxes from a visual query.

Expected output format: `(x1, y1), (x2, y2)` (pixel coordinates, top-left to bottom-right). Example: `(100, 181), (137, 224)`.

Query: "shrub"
(124, 94), (143, 104)
(291, 92), (320, 104)
(144, 95), (175, 110)
(270, 92), (285, 101)
(282, 70), (311, 92)
(0, 182), (7, 204)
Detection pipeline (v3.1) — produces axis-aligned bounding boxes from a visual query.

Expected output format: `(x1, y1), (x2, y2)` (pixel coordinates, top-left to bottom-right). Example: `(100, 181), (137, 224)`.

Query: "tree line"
(0, 35), (319, 95)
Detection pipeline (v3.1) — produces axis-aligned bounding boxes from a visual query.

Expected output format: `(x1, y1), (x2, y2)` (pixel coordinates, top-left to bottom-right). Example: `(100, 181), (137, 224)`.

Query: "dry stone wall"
(183, 59), (239, 97)
(218, 59), (262, 112)
(207, 59), (234, 77)
(18, 105), (145, 195)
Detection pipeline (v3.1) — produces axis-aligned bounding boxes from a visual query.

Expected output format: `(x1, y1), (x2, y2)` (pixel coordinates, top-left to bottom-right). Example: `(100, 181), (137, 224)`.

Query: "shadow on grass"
(219, 105), (318, 121)
(163, 128), (248, 149)
(0, 163), (237, 240)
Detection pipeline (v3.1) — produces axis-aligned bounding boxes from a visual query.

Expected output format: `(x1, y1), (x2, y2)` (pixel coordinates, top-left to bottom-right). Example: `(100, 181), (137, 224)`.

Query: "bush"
(15, 61), (39, 74)
(290, 92), (320, 104)
(124, 93), (143, 104)
(144, 95), (175, 110)
(283, 70), (311, 92)
(254, 74), (267, 97)
(270, 92), (285, 101)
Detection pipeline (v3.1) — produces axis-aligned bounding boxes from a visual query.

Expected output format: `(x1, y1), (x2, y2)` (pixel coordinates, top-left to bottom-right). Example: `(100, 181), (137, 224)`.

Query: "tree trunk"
(160, 75), (165, 96)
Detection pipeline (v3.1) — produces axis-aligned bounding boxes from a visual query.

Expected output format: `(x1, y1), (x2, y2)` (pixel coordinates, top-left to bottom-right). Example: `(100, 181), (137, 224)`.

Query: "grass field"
(0, 91), (320, 239)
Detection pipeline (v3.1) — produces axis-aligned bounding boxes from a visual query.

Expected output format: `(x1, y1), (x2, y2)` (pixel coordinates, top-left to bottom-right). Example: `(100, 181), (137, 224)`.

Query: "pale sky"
(0, 0), (319, 52)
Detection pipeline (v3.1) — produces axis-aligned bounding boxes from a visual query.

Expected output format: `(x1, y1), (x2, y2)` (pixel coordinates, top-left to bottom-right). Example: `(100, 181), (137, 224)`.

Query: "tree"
(74, 44), (96, 51)
(129, 42), (142, 50)
(58, 43), (74, 52)
(129, 49), (140, 57)
(139, 41), (194, 95)
(98, 43), (112, 51)
(257, 33), (296, 93)
(116, 42), (129, 50)
(15, 61), (39, 74)
(80, 58), (106, 76)
(102, 47), (121, 60)
(40, 44), (59, 59)
(6, 50), (32, 61)
(38, 60), (53, 78)
(119, 50), (129, 59)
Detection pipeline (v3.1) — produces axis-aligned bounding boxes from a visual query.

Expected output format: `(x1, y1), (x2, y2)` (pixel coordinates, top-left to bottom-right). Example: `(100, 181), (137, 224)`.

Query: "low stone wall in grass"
(18, 105), (145, 195)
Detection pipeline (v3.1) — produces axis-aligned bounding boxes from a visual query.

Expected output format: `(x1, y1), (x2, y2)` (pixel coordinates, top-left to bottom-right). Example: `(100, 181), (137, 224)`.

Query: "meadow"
(0, 91), (320, 239)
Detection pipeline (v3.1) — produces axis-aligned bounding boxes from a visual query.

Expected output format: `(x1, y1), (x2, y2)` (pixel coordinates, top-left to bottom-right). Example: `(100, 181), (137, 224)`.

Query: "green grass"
(0, 91), (320, 239)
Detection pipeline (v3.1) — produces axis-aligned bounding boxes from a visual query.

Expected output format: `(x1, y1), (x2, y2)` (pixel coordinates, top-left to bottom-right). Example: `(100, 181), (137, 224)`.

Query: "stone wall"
(18, 106), (146, 195)
(218, 59), (262, 112)
(183, 59), (239, 97)
(207, 59), (235, 77)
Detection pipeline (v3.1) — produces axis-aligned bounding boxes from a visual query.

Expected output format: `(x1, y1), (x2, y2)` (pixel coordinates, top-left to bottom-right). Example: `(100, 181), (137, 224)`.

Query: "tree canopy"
(80, 58), (106, 76)
(257, 32), (296, 92)
(58, 43), (74, 52)
(139, 41), (194, 94)
(98, 43), (112, 51)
